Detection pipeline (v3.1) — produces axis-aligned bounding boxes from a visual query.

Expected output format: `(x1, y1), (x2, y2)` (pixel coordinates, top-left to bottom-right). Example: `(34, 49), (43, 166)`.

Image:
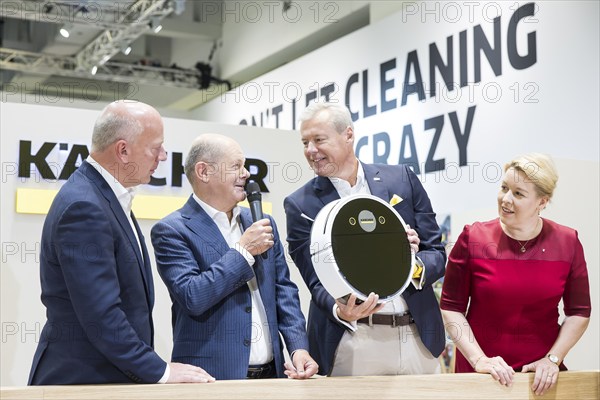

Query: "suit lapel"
(239, 208), (263, 267)
(79, 161), (152, 301)
(363, 163), (390, 201)
(312, 165), (390, 204)
(130, 212), (154, 305)
(313, 176), (341, 206)
(240, 208), (270, 314)
(240, 207), (262, 258)
(181, 196), (230, 256)
(238, 209), (252, 237)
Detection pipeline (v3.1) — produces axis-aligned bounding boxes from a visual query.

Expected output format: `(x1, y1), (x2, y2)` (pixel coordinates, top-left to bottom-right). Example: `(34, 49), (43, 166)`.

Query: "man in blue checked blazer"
(284, 102), (446, 376)
(151, 133), (317, 380)
(29, 101), (213, 385)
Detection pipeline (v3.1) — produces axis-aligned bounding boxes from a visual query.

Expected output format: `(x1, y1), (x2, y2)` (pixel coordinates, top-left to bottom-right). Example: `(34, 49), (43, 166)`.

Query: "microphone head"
(245, 181), (262, 202)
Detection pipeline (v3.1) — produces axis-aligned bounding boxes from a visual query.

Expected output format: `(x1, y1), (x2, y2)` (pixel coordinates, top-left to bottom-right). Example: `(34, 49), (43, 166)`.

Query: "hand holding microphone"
(240, 182), (272, 258)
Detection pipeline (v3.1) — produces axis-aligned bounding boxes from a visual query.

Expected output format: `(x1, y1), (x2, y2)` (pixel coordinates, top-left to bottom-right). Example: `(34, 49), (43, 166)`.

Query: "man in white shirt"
(284, 102), (446, 376)
(151, 133), (317, 380)
(29, 100), (214, 384)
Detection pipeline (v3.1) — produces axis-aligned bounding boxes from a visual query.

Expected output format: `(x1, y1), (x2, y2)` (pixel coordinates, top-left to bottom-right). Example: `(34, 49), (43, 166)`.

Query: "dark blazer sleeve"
(55, 200), (166, 383)
(151, 218), (256, 316)
(284, 195), (339, 326)
(404, 166), (447, 285)
(268, 216), (310, 353)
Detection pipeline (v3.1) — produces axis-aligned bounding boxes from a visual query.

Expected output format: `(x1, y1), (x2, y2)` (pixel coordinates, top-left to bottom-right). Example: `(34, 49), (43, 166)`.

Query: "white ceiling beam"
(148, 18), (221, 41)
(75, 0), (174, 72)
(0, 47), (230, 93)
(0, 0), (140, 30)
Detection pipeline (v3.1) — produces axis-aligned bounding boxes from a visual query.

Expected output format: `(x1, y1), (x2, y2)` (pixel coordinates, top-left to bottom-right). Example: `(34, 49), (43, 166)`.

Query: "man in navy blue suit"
(151, 133), (318, 380)
(284, 102), (446, 376)
(29, 101), (214, 385)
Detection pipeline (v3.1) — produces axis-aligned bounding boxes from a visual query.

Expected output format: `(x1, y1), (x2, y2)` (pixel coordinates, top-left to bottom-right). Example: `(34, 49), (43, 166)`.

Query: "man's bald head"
(184, 133), (239, 185)
(91, 100), (162, 153)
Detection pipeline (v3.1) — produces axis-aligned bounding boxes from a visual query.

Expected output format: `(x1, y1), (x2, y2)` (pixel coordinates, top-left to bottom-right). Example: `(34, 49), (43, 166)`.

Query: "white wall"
(369, 1), (405, 23)
(218, 0), (368, 81)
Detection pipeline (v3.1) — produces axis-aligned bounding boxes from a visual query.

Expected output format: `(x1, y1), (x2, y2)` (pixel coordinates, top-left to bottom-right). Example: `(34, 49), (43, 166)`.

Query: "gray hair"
(91, 106), (143, 152)
(298, 102), (354, 133)
(184, 137), (224, 185)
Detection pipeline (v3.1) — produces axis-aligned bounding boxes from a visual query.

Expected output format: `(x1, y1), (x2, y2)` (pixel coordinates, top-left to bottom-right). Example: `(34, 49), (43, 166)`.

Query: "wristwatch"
(547, 354), (560, 365)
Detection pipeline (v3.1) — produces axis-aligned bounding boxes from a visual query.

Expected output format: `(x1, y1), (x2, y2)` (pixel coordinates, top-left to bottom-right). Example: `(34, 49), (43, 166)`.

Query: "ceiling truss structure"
(0, 47), (224, 91)
(0, 0), (136, 30)
(0, 1), (225, 92)
(75, 0), (174, 72)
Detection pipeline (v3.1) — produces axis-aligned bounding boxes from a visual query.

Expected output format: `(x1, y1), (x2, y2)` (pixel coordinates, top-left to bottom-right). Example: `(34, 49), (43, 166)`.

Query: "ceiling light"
(91, 66), (98, 75)
(59, 25), (71, 38)
(99, 55), (110, 65)
(150, 17), (163, 33)
(122, 46), (132, 55)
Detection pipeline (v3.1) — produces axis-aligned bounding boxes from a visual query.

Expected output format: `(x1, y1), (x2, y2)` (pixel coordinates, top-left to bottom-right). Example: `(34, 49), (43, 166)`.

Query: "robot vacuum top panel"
(311, 194), (414, 302)
(331, 196), (412, 298)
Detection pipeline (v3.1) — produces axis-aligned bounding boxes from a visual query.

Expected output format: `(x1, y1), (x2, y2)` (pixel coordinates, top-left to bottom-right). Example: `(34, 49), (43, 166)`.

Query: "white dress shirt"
(86, 156), (143, 259)
(193, 194), (273, 365)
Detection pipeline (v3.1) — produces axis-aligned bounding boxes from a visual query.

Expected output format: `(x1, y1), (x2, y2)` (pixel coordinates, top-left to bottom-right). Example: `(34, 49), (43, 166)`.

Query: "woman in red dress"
(440, 153), (591, 396)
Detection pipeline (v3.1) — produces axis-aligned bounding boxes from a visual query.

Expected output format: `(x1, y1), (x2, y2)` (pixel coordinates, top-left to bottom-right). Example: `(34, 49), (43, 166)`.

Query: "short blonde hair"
(504, 153), (558, 199)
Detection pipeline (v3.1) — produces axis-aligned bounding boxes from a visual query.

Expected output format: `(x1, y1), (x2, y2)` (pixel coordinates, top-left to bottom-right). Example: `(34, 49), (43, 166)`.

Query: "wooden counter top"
(2, 370), (598, 399)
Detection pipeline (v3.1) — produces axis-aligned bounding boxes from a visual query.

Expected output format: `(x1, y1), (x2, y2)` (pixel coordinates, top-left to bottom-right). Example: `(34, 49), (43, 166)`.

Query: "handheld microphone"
(246, 181), (264, 222)
(245, 181), (267, 259)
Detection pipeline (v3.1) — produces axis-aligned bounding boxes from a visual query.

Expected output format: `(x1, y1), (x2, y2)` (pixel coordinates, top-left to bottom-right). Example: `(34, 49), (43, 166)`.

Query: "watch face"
(548, 354), (559, 364)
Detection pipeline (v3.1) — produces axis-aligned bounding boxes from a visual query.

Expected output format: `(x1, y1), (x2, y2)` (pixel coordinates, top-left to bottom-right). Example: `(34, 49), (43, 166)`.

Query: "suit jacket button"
(245, 306), (252, 313)
(244, 339), (251, 346)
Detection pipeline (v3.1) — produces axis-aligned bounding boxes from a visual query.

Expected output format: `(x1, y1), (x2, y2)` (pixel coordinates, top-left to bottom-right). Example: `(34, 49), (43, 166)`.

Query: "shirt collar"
(192, 193), (241, 228)
(86, 155), (136, 215)
(328, 161), (367, 196)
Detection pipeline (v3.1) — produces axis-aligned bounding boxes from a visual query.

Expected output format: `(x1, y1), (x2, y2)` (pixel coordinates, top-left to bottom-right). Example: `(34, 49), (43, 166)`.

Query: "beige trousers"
(330, 323), (441, 376)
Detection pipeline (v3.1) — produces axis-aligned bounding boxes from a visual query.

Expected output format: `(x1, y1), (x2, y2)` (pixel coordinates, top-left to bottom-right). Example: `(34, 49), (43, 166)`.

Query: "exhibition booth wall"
(1, 0), (598, 387)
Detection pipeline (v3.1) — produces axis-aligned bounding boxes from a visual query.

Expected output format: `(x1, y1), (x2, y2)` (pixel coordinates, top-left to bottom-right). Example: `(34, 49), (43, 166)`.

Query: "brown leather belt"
(357, 312), (414, 327)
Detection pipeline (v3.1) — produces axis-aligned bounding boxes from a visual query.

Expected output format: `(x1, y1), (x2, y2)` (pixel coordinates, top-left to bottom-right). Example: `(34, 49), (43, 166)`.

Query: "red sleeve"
(563, 230), (592, 317)
(440, 225), (472, 313)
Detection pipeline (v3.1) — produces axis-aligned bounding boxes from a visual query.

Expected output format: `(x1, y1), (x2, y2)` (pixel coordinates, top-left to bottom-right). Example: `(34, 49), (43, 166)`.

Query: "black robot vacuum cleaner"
(310, 194), (414, 303)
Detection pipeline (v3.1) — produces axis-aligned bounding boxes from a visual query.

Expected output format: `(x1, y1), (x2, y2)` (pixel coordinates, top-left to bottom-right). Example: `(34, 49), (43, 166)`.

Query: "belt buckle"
(247, 365), (264, 379)
(368, 314), (373, 327)
(251, 369), (263, 379)
(248, 361), (274, 379)
(392, 314), (397, 328)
